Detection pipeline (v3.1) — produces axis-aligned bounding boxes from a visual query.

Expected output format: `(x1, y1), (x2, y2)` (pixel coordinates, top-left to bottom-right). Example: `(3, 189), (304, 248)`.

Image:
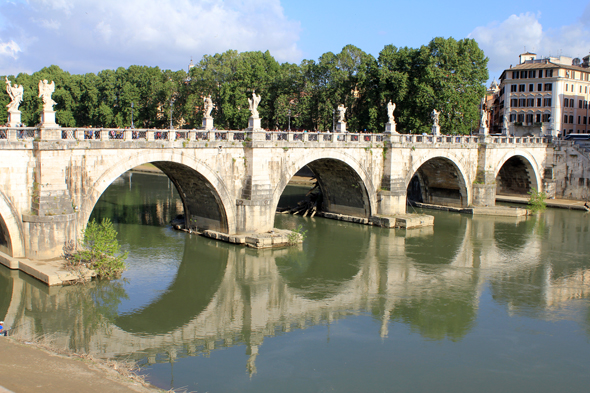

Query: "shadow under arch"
(271, 154), (375, 219)
(495, 153), (540, 195)
(0, 190), (25, 258)
(406, 156), (470, 207)
(114, 236), (230, 335)
(79, 153), (234, 235)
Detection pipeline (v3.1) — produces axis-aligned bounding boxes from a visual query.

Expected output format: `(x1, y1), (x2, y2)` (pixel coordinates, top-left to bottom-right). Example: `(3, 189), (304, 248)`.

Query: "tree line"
(0, 37), (488, 134)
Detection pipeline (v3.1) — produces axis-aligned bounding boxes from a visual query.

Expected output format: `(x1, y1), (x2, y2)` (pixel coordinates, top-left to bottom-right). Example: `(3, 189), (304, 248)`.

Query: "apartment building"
(489, 52), (590, 137)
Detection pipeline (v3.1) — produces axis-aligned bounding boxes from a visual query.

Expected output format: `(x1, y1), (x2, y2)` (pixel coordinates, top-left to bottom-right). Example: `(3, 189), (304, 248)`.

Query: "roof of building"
(500, 60), (589, 80)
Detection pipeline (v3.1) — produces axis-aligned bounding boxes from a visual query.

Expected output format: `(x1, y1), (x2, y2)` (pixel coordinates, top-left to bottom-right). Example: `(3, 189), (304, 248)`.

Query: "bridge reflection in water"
(2, 171), (590, 388)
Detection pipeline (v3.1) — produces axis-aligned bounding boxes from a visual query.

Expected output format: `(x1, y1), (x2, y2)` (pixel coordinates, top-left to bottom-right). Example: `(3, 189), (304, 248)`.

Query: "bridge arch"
(494, 151), (541, 195)
(271, 150), (378, 219)
(406, 153), (471, 207)
(0, 190), (25, 258)
(78, 151), (236, 235)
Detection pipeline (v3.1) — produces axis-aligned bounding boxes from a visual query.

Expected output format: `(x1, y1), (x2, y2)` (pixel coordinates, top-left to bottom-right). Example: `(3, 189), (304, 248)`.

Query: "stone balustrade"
(0, 127), (552, 147)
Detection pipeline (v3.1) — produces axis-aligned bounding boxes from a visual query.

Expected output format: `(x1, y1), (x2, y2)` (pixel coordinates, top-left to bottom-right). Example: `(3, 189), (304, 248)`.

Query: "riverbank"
(0, 337), (162, 393)
(496, 194), (589, 210)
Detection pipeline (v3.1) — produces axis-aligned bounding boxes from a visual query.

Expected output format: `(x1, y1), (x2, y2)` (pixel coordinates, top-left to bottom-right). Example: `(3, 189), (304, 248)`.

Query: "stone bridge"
(0, 126), (553, 260)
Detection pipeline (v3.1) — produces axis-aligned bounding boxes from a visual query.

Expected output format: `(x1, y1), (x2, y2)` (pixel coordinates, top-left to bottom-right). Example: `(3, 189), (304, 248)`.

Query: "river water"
(2, 171), (590, 392)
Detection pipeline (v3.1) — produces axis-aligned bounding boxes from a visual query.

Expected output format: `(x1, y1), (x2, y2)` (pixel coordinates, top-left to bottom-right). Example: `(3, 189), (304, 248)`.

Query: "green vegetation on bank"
(527, 188), (547, 213)
(64, 218), (128, 279)
(1, 37), (488, 134)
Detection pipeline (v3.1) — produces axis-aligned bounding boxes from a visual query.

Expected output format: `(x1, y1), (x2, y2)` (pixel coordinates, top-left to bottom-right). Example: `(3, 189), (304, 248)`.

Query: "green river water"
(2, 171), (590, 392)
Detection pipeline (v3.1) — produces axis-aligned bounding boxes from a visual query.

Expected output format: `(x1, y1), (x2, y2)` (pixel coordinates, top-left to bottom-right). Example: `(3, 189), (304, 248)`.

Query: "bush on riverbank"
(64, 218), (128, 279)
(527, 188), (547, 212)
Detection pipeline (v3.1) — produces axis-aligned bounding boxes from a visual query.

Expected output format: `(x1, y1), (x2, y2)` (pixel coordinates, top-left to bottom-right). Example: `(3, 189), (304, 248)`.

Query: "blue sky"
(1, 0), (589, 84)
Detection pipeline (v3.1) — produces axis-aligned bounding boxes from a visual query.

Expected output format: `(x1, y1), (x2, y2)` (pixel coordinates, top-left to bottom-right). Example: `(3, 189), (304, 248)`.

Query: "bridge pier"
(236, 131), (274, 233)
(378, 144), (408, 215)
(22, 142), (76, 259)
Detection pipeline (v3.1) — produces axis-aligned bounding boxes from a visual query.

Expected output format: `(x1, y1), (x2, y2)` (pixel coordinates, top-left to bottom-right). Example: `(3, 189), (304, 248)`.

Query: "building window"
(521, 71), (527, 78)
(528, 84), (533, 92)
(543, 98), (552, 107)
(537, 98), (542, 107)
(547, 70), (553, 77)
(511, 98), (518, 107)
(537, 83), (542, 91)
(564, 115), (568, 123)
(542, 114), (550, 122)
(513, 71), (519, 79)
(527, 98), (535, 107)
(511, 85), (517, 92)
(544, 83), (552, 91)
(519, 98), (526, 107)
(570, 98), (575, 107)
(566, 84), (569, 92)
(517, 114), (524, 122)
(578, 116), (581, 124)
(526, 114), (534, 123)
(570, 115), (574, 124)
(510, 114), (516, 122)
(536, 114), (541, 122)
(519, 84), (525, 92)
(580, 100), (584, 109)
(565, 99), (569, 108)
(584, 116), (587, 125)
(529, 70), (536, 78)
(539, 70), (543, 78)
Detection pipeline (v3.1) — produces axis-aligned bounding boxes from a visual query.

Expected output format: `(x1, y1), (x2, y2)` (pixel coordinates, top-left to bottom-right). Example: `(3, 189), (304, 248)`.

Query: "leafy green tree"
(0, 38), (488, 133)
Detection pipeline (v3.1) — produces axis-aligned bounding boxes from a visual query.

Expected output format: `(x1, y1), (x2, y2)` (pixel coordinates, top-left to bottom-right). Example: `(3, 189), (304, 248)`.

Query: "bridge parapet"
(0, 127), (552, 148)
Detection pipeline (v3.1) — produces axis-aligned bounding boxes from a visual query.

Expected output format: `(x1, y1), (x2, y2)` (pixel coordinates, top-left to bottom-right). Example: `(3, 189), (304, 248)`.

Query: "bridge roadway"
(0, 126), (553, 261)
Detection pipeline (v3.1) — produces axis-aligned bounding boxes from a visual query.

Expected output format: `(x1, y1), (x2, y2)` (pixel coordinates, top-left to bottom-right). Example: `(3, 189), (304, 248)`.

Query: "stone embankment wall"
(551, 142), (590, 201)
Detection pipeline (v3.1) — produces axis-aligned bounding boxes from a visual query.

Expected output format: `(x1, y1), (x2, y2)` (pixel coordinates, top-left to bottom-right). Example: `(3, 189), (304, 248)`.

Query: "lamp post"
(288, 109), (291, 131)
(332, 109), (335, 132)
(169, 101), (173, 130)
(131, 102), (134, 129)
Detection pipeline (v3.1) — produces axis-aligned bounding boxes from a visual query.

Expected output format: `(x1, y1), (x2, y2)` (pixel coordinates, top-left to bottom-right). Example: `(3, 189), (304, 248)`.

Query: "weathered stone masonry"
(0, 129), (558, 260)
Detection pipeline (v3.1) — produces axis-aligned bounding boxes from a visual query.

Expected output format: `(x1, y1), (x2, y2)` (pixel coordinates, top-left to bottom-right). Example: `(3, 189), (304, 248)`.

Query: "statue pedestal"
(40, 111), (58, 128)
(431, 125), (440, 136)
(7, 110), (21, 127)
(385, 122), (398, 134)
(479, 126), (488, 136)
(336, 122), (346, 133)
(248, 117), (261, 131)
(202, 116), (214, 130)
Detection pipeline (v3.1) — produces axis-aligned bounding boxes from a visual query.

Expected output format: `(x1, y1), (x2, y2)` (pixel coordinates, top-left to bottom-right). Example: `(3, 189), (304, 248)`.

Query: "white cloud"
(469, 9), (590, 80)
(0, 0), (302, 74)
(0, 40), (21, 59)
